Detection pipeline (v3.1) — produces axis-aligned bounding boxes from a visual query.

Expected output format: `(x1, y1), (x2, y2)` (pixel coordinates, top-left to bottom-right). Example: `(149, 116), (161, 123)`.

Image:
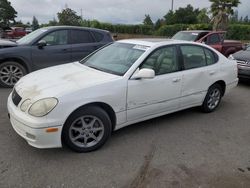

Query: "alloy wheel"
(69, 115), (105, 148)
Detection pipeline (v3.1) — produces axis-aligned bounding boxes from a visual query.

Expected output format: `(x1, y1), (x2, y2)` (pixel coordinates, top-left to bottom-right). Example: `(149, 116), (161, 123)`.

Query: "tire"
(62, 106), (112, 152)
(0, 61), (27, 88)
(201, 84), (222, 113)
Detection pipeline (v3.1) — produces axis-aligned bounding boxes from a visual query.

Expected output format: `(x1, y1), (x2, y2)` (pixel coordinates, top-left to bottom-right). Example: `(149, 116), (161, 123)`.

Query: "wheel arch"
(0, 57), (31, 73)
(210, 80), (226, 96)
(64, 102), (117, 131)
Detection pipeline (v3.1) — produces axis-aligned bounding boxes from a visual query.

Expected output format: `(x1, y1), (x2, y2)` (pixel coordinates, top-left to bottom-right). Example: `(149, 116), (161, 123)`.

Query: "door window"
(207, 34), (221, 45)
(92, 31), (104, 42)
(70, 30), (95, 44)
(181, 45), (207, 70)
(140, 46), (179, 75)
(41, 30), (68, 45)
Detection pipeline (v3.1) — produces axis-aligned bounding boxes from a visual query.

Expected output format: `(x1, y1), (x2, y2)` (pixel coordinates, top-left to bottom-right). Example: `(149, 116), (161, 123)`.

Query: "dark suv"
(0, 26), (114, 87)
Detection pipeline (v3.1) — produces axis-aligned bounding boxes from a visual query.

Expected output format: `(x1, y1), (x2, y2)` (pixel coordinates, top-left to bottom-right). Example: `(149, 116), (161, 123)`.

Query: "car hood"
(14, 62), (121, 99)
(232, 50), (250, 61)
(0, 39), (17, 48)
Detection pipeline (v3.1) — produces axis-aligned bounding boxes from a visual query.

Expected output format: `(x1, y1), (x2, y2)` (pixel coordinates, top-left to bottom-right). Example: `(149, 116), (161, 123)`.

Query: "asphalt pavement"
(0, 82), (250, 188)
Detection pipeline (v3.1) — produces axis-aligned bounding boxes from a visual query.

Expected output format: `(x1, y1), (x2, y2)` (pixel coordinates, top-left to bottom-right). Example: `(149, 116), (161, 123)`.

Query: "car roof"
(179, 30), (210, 33)
(118, 38), (198, 48)
(41, 26), (110, 33)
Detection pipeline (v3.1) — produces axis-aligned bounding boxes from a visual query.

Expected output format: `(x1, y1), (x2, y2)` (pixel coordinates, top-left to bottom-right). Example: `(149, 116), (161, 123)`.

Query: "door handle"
(209, 71), (216, 75)
(172, 78), (181, 82)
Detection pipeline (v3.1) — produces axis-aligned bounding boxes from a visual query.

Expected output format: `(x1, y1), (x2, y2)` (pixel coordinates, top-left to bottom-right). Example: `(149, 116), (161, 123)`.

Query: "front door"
(127, 45), (183, 122)
(31, 29), (71, 70)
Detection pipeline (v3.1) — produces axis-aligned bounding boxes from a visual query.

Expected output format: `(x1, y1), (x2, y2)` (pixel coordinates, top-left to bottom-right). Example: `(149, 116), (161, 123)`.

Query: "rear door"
(31, 29), (71, 70)
(70, 29), (101, 62)
(179, 44), (220, 108)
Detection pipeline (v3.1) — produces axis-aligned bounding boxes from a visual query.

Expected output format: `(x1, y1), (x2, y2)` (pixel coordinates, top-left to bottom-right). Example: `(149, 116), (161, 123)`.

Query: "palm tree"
(210, 0), (240, 31)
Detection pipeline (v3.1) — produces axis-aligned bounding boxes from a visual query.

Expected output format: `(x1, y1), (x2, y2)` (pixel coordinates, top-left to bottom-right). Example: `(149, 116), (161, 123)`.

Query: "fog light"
(26, 132), (36, 140)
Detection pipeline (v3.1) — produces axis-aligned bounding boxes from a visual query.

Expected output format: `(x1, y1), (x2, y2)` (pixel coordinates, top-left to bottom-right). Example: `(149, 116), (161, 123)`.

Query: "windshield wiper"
(87, 65), (103, 72)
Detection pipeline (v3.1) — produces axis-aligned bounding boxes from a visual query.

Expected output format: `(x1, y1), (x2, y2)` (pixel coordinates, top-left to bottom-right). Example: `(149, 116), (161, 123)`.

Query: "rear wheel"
(201, 84), (222, 113)
(62, 106), (112, 152)
(0, 61), (27, 87)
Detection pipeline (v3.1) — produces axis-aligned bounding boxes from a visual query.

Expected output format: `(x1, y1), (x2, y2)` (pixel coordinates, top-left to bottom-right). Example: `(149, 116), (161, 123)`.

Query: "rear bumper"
(225, 79), (238, 95)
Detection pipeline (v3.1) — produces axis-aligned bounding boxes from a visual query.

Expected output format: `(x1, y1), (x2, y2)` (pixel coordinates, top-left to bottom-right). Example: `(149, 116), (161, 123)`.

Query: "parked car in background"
(25, 28), (33, 34)
(172, 30), (243, 57)
(5, 27), (27, 39)
(229, 45), (250, 80)
(8, 39), (238, 152)
(0, 26), (114, 87)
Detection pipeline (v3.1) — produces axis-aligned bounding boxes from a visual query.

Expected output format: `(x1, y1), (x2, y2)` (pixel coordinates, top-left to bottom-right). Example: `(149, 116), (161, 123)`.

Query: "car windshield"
(16, 28), (48, 45)
(172, 32), (198, 41)
(81, 42), (146, 76)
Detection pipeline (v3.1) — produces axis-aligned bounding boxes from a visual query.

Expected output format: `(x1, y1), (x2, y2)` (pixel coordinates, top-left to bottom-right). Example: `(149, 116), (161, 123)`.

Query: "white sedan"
(7, 39), (238, 152)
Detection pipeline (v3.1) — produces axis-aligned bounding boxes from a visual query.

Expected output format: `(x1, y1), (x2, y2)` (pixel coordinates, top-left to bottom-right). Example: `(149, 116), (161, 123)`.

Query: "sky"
(8, 0), (250, 24)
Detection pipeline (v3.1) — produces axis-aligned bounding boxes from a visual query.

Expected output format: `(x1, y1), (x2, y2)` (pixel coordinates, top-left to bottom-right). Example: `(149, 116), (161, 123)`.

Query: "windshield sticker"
(133, 45), (150, 51)
(191, 33), (198, 35)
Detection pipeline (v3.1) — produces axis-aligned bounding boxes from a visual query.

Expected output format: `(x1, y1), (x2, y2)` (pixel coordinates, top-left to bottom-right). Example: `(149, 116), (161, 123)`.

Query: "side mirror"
(37, 40), (47, 48)
(131, 68), (155, 80)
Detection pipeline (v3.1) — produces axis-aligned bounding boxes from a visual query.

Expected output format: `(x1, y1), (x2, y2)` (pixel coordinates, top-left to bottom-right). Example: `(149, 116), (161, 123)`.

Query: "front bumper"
(7, 94), (63, 149)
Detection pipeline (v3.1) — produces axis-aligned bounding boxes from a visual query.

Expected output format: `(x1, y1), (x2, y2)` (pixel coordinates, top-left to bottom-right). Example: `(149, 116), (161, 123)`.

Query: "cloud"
(8, 0), (249, 24)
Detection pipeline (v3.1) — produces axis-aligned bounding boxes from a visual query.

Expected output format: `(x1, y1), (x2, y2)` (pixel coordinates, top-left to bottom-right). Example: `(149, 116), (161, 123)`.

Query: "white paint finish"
(7, 39), (238, 149)
(127, 71), (182, 121)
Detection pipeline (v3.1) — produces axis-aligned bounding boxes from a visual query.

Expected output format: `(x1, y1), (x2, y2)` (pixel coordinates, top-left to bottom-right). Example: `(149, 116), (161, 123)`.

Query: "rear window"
(92, 31), (104, 42)
(71, 30), (95, 44)
(172, 32), (199, 41)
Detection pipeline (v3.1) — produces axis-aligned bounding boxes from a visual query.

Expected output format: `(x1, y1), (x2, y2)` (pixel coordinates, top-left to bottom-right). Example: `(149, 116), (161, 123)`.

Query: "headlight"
(20, 99), (32, 112)
(28, 98), (58, 117)
(228, 55), (235, 60)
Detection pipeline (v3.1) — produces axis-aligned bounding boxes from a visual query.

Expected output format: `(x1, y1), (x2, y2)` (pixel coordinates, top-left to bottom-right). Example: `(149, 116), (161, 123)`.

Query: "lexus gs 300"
(8, 39), (238, 152)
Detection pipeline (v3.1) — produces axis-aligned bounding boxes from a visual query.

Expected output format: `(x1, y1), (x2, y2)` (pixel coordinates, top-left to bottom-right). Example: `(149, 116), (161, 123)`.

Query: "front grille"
(12, 89), (22, 106)
(237, 60), (250, 66)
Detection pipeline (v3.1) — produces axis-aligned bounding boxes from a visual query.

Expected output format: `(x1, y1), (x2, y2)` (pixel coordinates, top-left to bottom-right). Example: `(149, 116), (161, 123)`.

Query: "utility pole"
(171, 0), (174, 11)
(80, 8), (83, 19)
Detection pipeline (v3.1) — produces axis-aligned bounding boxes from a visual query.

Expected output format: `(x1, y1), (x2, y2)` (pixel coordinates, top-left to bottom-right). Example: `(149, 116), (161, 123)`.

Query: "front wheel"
(62, 106), (112, 152)
(201, 84), (222, 113)
(0, 61), (27, 87)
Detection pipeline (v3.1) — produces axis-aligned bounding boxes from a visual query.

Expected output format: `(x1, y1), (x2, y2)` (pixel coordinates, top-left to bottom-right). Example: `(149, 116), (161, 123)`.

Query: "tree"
(230, 9), (238, 23)
(0, 0), (17, 28)
(57, 8), (82, 26)
(210, 0), (241, 30)
(197, 8), (210, 24)
(243, 16), (249, 23)
(164, 5), (200, 25)
(164, 10), (176, 25)
(32, 16), (39, 30)
(174, 4), (200, 24)
(154, 19), (164, 30)
(143, 14), (153, 27)
(48, 17), (58, 26)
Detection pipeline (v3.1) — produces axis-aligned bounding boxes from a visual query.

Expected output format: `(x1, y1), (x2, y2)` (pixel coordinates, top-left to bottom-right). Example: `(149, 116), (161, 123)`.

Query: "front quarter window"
(81, 43), (146, 75)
